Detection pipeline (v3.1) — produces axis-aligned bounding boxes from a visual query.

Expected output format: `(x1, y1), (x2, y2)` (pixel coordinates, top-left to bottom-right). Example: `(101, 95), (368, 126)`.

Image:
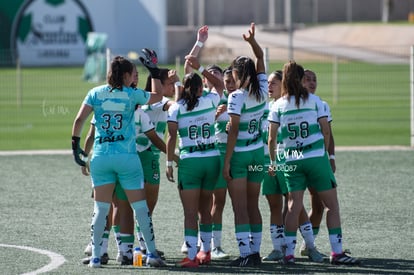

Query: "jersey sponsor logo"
(188, 142), (215, 153)
(99, 134), (125, 144)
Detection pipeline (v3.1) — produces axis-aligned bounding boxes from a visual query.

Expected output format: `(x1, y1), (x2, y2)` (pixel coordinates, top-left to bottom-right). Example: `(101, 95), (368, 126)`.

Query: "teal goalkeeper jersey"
(84, 84), (150, 155)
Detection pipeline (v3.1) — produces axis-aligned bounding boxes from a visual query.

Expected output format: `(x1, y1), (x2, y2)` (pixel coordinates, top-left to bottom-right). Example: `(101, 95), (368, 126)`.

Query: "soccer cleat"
(142, 249), (165, 260)
(300, 245), (328, 257)
(281, 255), (295, 265)
(330, 251), (360, 265)
(262, 249), (284, 261)
(146, 252), (167, 267)
(100, 253), (109, 264)
(211, 247), (230, 259)
(229, 255), (254, 267)
(81, 253), (109, 265)
(176, 257), (199, 268)
(307, 247), (325, 263)
(196, 251), (211, 265)
(249, 252), (262, 266)
(88, 257), (101, 268)
(84, 242), (92, 256)
(121, 255), (133, 265)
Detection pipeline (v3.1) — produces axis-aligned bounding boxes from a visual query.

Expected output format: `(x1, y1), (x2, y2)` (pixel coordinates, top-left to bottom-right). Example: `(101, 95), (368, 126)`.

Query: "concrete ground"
(202, 23), (414, 64)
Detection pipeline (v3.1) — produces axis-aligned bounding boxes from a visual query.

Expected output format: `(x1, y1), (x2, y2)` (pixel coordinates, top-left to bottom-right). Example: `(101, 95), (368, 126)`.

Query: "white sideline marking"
(0, 244), (65, 275)
(0, 146), (412, 156)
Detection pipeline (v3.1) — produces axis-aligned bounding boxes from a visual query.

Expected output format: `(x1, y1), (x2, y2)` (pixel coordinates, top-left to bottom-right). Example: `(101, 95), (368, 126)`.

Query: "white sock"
(131, 200), (156, 254)
(212, 230), (222, 249)
(90, 201), (110, 259)
(249, 231), (262, 254)
(185, 235), (198, 260)
(235, 231), (251, 257)
(270, 224), (285, 251)
(299, 222), (315, 250)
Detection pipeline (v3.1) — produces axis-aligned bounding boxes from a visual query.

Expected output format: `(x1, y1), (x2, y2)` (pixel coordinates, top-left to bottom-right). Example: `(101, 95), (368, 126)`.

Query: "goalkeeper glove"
(71, 136), (87, 167)
(139, 48), (160, 79)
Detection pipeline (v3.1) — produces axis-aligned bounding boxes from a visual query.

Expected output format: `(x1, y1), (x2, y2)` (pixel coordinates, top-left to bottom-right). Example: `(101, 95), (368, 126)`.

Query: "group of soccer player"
(71, 22), (360, 269)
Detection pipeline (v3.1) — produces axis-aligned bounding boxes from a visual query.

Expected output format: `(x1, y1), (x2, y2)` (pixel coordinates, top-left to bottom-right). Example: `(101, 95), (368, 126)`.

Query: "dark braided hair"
(180, 73), (203, 111)
(230, 56), (263, 102)
(281, 61), (308, 108)
(107, 56), (133, 92)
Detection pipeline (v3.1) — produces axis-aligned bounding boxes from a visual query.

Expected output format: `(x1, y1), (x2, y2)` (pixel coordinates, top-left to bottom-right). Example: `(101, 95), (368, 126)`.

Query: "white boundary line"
(0, 244), (65, 275)
(0, 146), (412, 156)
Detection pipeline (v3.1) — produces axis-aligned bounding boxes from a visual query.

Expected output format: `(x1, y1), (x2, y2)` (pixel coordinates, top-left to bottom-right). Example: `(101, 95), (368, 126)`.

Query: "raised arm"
(242, 22), (265, 74)
(184, 54), (224, 98)
(184, 25), (209, 74)
(139, 48), (163, 104)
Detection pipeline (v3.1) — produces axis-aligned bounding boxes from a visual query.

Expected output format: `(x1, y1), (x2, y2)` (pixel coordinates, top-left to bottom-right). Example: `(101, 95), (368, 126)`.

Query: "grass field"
(0, 150), (413, 275)
(0, 61), (410, 150)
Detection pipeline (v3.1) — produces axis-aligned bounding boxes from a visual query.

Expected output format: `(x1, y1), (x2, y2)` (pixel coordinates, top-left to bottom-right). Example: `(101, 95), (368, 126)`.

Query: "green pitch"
(0, 61), (410, 150)
(0, 150), (413, 274)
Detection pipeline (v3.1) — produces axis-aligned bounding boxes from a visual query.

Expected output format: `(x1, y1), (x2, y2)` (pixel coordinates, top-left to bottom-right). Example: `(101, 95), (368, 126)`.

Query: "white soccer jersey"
(168, 92), (220, 159)
(268, 93), (328, 161)
(262, 101), (270, 156)
(323, 100), (333, 123)
(134, 108), (155, 152)
(141, 96), (170, 151)
(227, 73), (268, 152)
(215, 92), (230, 144)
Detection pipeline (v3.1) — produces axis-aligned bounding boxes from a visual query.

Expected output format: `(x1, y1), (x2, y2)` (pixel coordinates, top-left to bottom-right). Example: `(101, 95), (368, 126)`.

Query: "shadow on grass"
(92, 257), (414, 274)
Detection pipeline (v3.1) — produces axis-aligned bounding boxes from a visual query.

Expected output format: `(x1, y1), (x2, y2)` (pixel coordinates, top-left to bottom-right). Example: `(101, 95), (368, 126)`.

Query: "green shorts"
(114, 181), (128, 201)
(215, 143), (227, 189)
(178, 156), (220, 191)
(230, 147), (264, 183)
(262, 157), (288, 195)
(284, 153), (337, 193)
(138, 148), (161, 185)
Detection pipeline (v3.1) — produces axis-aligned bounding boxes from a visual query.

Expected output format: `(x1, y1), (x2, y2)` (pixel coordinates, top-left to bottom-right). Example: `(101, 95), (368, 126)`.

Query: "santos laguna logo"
(10, 0), (93, 66)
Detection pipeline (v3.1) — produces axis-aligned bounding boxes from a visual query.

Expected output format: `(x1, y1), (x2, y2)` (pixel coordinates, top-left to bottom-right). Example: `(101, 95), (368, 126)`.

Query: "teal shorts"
(230, 146), (264, 183)
(138, 148), (161, 185)
(90, 153), (144, 190)
(178, 156), (220, 191)
(284, 153), (337, 193)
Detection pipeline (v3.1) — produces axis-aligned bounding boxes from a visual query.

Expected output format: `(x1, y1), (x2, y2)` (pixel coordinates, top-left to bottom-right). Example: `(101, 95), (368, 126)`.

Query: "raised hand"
(242, 22), (256, 43)
(139, 48), (160, 78)
(197, 25), (209, 43)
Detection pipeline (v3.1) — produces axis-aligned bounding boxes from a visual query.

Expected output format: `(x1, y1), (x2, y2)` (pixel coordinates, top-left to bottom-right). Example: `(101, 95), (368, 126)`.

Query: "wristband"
(329, 155), (335, 160)
(198, 66), (205, 74)
(196, 41), (204, 48)
(271, 160), (277, 166)
(166, 161), (173, 167)
(174, 81), (182, 87)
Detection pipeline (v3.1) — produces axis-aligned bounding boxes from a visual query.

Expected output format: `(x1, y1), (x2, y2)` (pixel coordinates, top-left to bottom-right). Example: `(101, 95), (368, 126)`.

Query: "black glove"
(72, 136), (87, 166)
(139, 48), (160, 79)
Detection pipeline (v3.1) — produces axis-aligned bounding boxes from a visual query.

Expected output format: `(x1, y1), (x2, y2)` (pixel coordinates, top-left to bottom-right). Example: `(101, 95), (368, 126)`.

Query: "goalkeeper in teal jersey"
(71, 51), (167, 268)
